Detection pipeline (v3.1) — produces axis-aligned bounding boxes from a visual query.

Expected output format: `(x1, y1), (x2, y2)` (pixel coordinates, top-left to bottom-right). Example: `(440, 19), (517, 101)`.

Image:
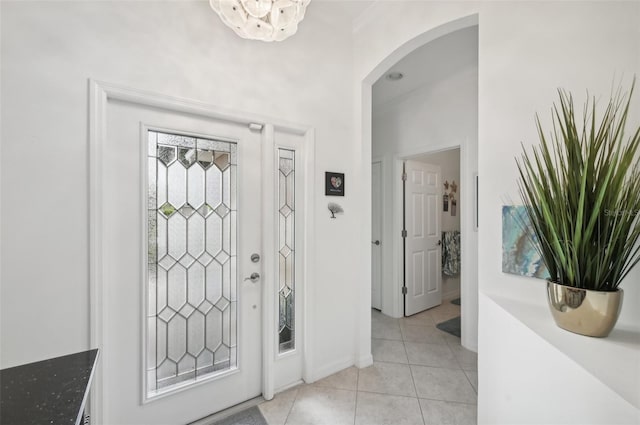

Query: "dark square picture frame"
(325, 172), (345, 196)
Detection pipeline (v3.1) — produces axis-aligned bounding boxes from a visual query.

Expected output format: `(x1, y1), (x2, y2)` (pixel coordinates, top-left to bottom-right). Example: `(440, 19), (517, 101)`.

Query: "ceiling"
(372, 25), (478, 108)
(317, 0), (375, 22)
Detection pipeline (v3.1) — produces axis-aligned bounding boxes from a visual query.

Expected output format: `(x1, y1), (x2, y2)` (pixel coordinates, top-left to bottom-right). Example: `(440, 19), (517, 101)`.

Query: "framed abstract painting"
(501, 205), (549, 279)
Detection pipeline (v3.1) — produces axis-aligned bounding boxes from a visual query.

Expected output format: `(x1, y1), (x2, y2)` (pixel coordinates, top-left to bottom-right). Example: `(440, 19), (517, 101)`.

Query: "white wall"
(415, 149), (461, 299)
(0, 1), (362, 380)
(353, 0), (640, 421)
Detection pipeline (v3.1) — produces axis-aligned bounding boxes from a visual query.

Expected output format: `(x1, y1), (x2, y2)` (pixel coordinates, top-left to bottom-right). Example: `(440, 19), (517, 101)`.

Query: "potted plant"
(517, 80), (640, 337)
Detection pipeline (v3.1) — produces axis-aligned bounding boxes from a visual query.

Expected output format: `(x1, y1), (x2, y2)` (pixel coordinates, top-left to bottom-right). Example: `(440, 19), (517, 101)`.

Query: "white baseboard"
(355, 353), (373, 369)
(443, 289), (461, 301)
(275, 379), (304, 394)
(306, 356), (354, 383)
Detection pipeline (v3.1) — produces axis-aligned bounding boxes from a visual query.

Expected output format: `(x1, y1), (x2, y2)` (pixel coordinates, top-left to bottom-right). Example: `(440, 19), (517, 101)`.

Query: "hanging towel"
(442, 230), (461, 276)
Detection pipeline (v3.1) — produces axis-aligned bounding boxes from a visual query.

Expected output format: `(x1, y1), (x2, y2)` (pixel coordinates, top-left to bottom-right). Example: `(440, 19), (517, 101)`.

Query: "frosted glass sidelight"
(147, 130), (237, 396)
(278, 149), (295, 353)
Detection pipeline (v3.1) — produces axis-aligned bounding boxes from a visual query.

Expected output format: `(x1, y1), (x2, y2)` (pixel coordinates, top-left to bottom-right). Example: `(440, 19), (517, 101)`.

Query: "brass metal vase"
(546, 281), (624, 337)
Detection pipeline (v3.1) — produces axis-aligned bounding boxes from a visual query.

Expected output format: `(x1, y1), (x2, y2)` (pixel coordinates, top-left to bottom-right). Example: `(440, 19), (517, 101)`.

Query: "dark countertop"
(0, 349), (99, 425)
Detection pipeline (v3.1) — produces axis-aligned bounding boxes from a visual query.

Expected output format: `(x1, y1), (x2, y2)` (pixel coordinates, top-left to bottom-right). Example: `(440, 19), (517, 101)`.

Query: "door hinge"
(402, 172), (407, 181)
(401, 229), (407, 238)
(402, 286), (408, 295)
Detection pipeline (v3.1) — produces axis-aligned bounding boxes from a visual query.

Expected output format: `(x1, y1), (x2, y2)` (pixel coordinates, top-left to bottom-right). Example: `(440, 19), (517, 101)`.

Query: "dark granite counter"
(0, 349), (99, 425)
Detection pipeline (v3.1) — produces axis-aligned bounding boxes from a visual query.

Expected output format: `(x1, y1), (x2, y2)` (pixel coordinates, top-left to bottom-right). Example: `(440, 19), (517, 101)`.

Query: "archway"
(357, 14), (479, 364)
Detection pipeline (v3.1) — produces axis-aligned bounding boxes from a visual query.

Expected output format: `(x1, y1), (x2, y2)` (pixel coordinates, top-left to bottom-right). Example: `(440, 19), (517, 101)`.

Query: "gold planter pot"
(546, 281), (624, 337)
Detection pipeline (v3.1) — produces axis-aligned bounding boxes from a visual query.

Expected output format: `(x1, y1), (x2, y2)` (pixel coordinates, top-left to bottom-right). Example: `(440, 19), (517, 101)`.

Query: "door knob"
(244, 272), (260, 283)
(437, 240), (442, 246)
(372, 240), (380, 246)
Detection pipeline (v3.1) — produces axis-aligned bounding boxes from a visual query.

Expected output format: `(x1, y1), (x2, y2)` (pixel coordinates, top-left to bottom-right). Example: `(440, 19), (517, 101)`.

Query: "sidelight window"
(278, 149), (296, 353)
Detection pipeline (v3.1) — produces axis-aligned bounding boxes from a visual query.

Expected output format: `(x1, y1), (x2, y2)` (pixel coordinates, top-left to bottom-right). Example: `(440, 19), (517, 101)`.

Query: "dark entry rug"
(213, 406), (267, 425)
(451, 298), (461, 305)
(436, 316), (461, 338)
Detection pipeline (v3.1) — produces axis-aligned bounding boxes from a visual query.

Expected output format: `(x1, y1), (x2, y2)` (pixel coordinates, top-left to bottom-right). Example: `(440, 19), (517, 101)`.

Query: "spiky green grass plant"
(517, 81), (640, 291)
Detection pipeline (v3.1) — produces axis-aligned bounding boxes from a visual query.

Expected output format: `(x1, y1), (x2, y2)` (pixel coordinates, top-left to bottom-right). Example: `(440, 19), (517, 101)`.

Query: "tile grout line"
(417, 395), (477, 406)
(405, 340), (427, 425)
(281, 386), (301, 425)
(353, 367), (360, 425)
(445, 336), (479, 403)
(373, 358), (469, 372)
(356, 388), (426, 398)
(447, 337), (478, 375)
(371, 336), (405, 343)
(462, 369), (478, 395)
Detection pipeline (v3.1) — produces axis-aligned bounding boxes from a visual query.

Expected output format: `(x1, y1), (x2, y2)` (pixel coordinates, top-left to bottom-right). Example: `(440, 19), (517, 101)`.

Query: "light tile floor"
(258, 301), (478, 425)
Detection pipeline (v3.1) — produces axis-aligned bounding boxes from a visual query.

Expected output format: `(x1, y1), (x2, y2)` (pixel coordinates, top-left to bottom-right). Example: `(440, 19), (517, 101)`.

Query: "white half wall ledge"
(480, 292), (640, 413)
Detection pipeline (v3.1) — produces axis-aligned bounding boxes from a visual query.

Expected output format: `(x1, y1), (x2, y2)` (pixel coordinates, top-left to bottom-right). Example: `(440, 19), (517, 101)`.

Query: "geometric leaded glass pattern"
(147, 130), (237, 395)
(278, 149), (295, 353)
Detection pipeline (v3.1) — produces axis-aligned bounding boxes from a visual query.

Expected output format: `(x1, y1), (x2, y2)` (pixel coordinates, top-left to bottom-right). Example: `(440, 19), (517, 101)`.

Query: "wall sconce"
(328, 203), (343, 219)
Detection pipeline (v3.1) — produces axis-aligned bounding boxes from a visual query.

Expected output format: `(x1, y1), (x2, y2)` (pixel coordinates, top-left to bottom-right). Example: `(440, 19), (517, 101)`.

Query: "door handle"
(372, 240), (380, 246)
(437, 240), (442, 246)
(244, 272), (260, 283)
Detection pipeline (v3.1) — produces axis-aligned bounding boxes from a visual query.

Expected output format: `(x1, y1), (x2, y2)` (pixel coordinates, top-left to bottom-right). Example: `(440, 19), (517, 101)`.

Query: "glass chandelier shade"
(210, 0), (311, 42)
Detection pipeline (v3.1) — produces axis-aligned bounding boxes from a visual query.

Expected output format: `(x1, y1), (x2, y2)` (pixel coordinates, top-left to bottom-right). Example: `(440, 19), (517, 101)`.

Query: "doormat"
(213, 406), (268, 425)
(436, 316), (461, 338)
(451, 298), (461, 306)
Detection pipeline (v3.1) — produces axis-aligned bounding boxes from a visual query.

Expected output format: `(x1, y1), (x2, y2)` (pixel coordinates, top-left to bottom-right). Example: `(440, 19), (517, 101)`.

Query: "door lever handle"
(372, 240), (380, 246)
(244, 272), (260, 283)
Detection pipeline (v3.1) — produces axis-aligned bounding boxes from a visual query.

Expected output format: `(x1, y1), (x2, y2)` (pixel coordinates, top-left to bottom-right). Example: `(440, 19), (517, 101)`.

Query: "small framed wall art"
(325, 172), (345, 196)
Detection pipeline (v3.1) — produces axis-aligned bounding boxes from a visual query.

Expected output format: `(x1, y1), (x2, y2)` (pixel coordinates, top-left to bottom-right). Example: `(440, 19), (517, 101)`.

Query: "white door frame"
(88, 80), (316, 423)
(385, 143), (467, 318)
(371, 158), (385, 310)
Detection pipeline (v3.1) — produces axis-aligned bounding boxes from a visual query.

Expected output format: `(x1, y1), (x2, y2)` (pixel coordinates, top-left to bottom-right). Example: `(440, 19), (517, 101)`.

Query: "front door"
(404, 160), (442, 316)
(100, 97), (262, 424)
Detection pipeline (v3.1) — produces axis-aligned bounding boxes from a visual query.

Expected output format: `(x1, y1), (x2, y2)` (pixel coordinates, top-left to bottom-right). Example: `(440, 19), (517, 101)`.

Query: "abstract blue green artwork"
(501, 205), (550, 279)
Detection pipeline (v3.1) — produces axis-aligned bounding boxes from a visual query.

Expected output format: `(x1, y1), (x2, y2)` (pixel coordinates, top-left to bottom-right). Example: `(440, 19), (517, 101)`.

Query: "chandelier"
(209, 0), (311, 42)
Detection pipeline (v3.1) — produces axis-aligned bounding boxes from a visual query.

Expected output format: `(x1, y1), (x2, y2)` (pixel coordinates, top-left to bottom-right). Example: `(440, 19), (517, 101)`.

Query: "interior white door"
(371, 161), (383, 310)
(100, 98), (262, 424)
(404, 160), (442, 316)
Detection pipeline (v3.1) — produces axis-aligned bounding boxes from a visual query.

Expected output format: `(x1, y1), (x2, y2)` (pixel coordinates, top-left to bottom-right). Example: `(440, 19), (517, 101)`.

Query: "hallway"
(258, 301), (477, 424)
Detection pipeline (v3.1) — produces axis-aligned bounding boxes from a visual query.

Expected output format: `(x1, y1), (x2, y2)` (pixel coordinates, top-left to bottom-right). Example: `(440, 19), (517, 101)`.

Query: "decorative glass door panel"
(278, 149), (295, 353)
(147, 130), (237, 396)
